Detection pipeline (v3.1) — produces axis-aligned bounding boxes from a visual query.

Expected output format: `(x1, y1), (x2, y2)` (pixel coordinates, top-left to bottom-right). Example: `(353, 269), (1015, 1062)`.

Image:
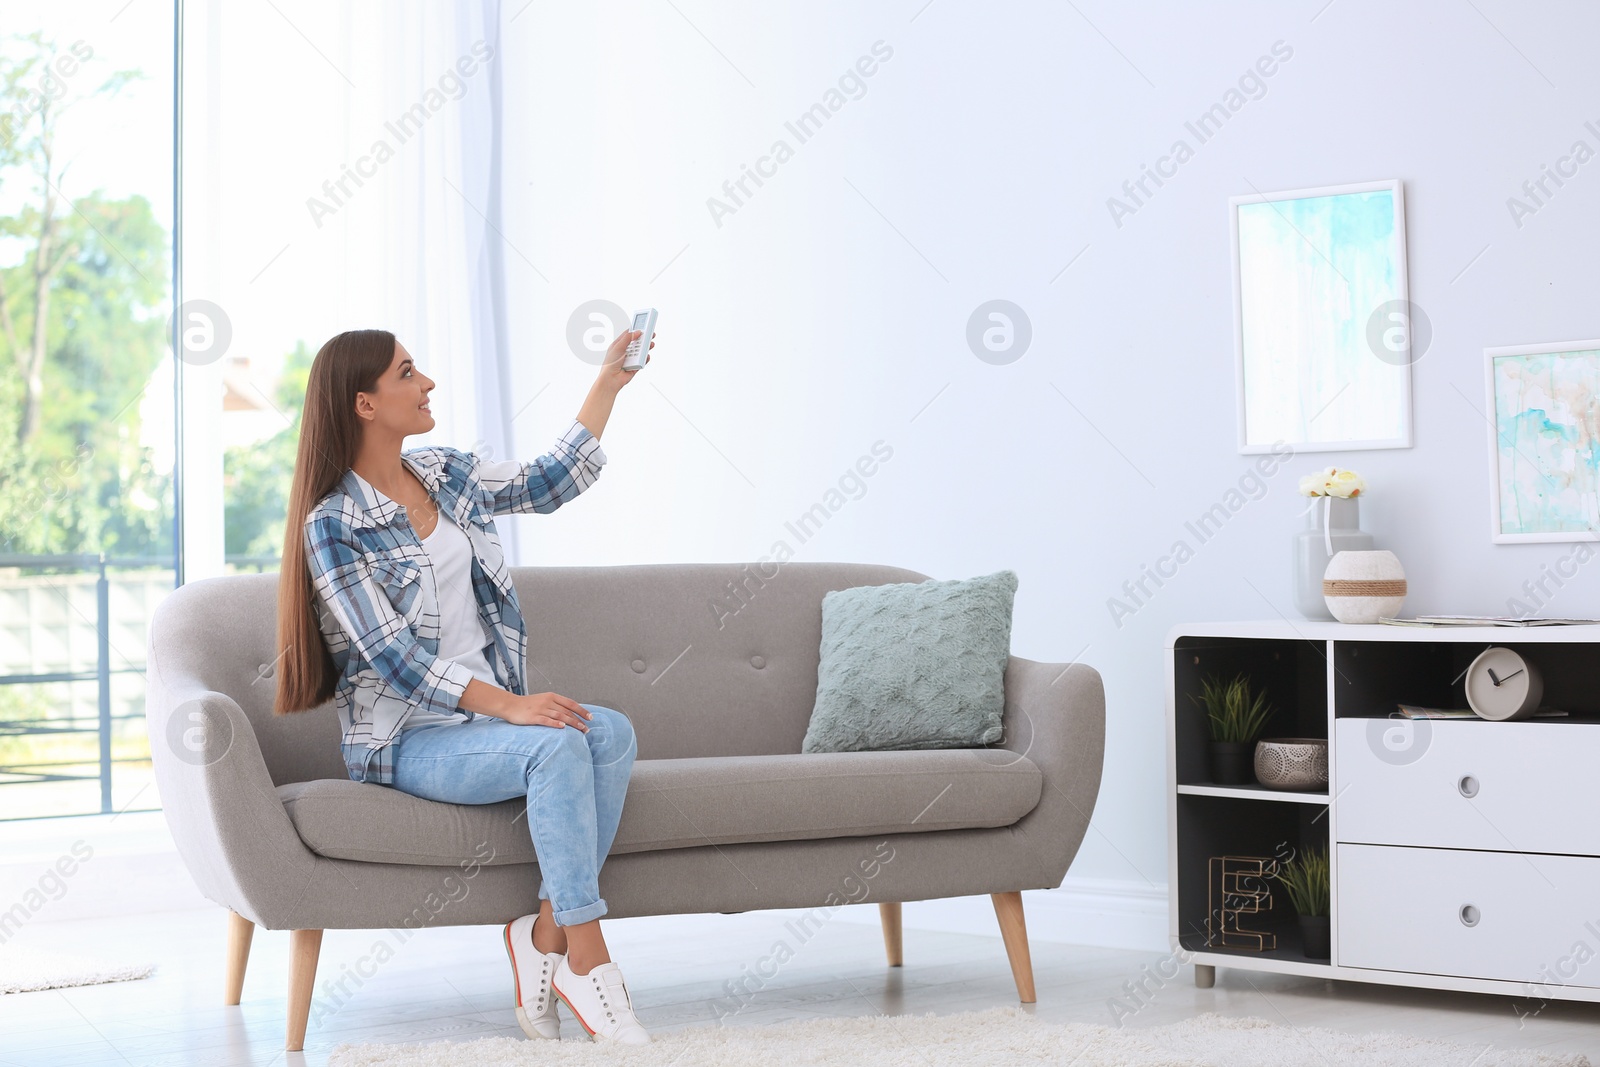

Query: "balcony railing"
(0, 552), (278, 821)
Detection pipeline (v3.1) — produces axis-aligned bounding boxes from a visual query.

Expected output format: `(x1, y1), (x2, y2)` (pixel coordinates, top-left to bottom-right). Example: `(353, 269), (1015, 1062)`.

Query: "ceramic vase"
(1253, 738), (1330, 791)
(1292, 497), (1374, 620)
(1323, 549), (1407, 624)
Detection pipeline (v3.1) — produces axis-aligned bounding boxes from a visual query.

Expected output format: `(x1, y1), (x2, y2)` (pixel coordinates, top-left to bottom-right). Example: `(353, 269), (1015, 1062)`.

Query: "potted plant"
(1190, 672), (1273, 785)
(1271, 844), (1330, 959)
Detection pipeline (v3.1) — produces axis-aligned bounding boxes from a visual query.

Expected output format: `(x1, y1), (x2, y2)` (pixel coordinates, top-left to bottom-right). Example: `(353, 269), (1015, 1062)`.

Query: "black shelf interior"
(1178, 917), (1327, 964)
(1331, 640), (1600, 720)
(1175, 794), (1330, 968)
(1174, 636), (1328, 786)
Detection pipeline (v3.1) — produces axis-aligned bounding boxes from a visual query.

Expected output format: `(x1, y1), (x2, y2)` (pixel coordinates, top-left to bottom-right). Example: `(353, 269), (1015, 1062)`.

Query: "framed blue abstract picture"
(1230, 179), (1414, 454)
(1485, 340), (1600, 543)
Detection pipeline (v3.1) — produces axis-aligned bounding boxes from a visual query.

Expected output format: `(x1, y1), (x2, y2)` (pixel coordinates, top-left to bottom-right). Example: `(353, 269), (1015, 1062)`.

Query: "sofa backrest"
(148, 561), (930, 786)
(508, 562), (929, 761)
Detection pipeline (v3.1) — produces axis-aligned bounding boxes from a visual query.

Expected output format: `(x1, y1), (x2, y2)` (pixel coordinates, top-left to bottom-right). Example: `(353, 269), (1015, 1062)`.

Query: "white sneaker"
(502, 915), (561, 1039)
(551, 954), (651, 1045)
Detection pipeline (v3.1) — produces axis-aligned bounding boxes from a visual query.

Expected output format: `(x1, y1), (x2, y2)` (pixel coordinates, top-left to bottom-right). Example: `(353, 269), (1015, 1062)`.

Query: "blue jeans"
(387, 705), (636, 926)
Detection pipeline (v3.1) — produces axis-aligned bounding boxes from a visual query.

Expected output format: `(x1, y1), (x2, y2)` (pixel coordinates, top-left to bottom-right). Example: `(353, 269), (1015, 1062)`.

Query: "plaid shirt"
(303, 418), (607, 784)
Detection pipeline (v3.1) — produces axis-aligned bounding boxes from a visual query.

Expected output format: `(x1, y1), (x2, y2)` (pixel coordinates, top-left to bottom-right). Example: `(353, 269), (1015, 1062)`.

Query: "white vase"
(1292, 497), (1374, 620)
(1323, 550), (1406, 624)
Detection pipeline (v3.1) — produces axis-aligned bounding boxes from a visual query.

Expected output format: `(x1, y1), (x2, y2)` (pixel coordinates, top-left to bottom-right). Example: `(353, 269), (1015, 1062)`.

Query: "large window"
(0, 3), (176, 820)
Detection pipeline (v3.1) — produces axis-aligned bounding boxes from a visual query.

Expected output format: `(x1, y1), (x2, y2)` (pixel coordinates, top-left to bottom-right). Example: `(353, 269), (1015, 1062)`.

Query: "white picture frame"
(1484, 338), (1600, 544)
(1230, 179), (1414, 454)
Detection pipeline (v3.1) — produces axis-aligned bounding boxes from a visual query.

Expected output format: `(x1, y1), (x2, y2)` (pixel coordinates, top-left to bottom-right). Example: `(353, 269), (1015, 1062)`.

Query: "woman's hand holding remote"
(600, 326), (653, 387)
(576, 326), (655, 441)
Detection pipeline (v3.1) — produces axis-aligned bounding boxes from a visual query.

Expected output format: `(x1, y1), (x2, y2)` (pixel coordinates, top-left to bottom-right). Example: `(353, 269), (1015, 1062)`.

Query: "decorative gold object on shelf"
(1207, 855), (1278, 950)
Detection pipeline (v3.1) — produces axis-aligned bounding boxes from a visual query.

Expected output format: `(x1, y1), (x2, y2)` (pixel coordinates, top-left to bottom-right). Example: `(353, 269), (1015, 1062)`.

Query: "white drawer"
(1338, 844), (1600, 987)
(1334, 719), (1600, 854)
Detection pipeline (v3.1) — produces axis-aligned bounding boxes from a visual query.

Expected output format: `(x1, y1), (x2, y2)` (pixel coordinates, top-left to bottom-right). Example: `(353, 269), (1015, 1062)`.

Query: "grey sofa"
(145, 562), (1105, 1051)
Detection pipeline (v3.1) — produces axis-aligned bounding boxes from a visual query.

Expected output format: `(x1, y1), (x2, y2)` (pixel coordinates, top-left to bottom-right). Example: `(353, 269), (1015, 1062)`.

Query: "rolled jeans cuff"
(554, 897), (608, 926)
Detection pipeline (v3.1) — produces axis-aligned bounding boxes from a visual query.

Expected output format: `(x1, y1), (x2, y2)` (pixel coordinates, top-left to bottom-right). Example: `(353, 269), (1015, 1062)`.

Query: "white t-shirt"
(352, 472), (496, 730)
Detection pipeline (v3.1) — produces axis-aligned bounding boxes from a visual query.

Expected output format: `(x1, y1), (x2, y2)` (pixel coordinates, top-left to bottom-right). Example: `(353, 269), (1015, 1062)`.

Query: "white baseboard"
(830, 877), (1169, 953)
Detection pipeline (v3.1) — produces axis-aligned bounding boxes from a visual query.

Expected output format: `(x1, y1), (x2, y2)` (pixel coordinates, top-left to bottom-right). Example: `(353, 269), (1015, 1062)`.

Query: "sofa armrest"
(995, 654), (1107, 889)
(145, 666), (319, 928)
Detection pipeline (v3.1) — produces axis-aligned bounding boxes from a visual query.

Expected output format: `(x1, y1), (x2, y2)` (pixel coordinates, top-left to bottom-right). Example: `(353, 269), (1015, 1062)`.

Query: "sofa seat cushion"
(277, 748), (1042, 867)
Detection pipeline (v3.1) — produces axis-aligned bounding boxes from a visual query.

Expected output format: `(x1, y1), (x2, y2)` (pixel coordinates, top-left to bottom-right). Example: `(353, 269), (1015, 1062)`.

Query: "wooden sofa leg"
(991, 891), (1036, 1003)
(286, 929), (323, 1052)
(878, 902), (903, 967)
(224, 910), (254, 1006)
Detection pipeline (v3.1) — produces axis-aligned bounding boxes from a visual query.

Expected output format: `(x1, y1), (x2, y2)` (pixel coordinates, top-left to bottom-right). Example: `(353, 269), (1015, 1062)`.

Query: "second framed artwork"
(1485, 340), (1600, 543)
(1231, 179), (1414, 454)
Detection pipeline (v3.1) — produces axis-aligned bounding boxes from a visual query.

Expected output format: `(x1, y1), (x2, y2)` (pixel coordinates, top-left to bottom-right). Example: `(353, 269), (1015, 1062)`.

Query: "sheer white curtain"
(340, 0), (512, 466)
(180, 0), (513, 576)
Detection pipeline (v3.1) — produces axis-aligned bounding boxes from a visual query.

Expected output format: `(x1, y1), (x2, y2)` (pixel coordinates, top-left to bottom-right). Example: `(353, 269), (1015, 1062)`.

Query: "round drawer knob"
(1460, 904), (1480, 927)
(1458, 775), (1479, 799)
(750, 655), (766, 669)
(630, 659), (646, 673)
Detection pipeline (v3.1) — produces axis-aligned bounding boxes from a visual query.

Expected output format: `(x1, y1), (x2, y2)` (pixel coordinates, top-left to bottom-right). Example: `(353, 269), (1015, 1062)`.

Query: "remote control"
(621, 308), (657, 372)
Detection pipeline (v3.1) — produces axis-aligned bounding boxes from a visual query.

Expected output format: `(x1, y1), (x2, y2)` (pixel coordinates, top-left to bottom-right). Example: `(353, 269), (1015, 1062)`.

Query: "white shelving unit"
(1166, 620), (1600, 1002)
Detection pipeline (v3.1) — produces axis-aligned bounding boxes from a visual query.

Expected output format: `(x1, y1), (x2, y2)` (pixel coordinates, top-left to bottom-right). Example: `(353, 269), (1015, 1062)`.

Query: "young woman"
(273, 325), (655, 1045)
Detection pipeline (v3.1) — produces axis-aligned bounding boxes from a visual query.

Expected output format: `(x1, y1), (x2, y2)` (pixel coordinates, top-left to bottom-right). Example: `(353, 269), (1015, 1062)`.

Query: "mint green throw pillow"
(801, 570), (1017, 753)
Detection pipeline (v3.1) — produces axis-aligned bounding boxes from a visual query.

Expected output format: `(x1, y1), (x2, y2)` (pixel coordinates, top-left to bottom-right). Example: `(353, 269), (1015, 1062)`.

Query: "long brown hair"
(274, 329), (398, 714)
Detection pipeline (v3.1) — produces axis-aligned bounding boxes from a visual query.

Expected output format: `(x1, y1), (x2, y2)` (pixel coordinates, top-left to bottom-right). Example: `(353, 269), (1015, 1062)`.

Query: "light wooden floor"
(3, 904), (1598, 1065)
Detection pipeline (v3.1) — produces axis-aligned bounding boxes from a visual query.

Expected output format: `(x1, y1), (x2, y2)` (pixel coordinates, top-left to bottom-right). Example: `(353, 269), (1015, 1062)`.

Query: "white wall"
(490, 0), (1600, 950)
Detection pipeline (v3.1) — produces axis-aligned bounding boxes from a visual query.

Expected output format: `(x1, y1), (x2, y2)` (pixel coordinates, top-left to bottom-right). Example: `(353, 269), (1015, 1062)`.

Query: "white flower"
(1327, 469), (1365, 498)
(1299, 467), (1365, 497)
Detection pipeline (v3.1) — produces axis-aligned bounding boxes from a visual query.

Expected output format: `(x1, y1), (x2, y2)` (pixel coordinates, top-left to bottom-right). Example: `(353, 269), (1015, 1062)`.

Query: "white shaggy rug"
(0, 945), (155, 994)
(327, 1005), (1591, 1066)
